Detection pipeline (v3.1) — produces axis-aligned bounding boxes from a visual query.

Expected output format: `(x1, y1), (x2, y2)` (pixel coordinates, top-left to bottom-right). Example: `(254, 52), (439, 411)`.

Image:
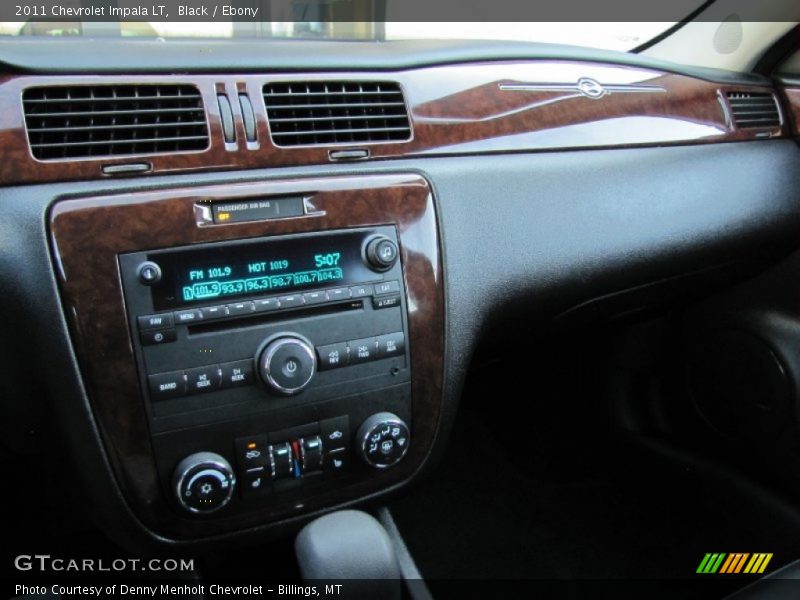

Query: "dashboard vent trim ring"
(263, 81), (412, 147)
(23, 84), (210, 160)
(725, 91), (781, 130)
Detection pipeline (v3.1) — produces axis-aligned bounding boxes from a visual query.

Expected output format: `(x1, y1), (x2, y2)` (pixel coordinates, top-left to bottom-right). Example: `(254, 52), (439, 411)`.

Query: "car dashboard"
(2, 38), (800, 557)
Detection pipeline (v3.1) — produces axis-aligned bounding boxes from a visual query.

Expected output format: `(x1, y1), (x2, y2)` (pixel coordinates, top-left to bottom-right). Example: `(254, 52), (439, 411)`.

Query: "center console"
(49, 173), (443, 539)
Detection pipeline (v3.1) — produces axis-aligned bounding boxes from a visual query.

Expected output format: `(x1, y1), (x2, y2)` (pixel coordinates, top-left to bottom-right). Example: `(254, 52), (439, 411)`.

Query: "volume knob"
(258, 335), (317, 395)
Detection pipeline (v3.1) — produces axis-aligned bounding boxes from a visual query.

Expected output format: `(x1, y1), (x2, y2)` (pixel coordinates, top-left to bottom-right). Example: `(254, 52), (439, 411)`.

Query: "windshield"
(0, 20), (686, 53)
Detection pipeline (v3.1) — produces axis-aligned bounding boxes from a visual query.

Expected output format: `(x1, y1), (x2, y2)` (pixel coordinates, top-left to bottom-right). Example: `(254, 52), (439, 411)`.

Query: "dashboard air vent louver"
(726, 92), (781, 129)
(23, 85), (209, 160)
(263, 81), (411, 147)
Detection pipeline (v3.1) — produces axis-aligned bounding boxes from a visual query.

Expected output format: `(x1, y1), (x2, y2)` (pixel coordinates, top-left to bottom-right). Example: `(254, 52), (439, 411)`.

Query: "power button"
(137, 261), (162, 285)
(258, 336), (317, 396)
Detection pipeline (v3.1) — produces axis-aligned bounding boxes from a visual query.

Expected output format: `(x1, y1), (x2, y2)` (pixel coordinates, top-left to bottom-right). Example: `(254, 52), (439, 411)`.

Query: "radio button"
(253, 297), (281, 312)
(201, 305), (229, 320)
(317, 342), (349, 370)
(349, 337), (378, 364)
(227, 301), (256, 316)
(220, 360), (254, 388)
(138, 313), (174, 330)
(373, 295), (401, 310)
(174, 309), (203, 324)
(327, 288), (350, 302)
(303, 290), (328, 305)
(187, 365), (222, 394)
(140, 328), (177, 346)
(148, 370), (186, 400)
(374, 280), (401, 296)
(349, 284), (373, 298)
(377, 332), (405, 358)
(279, 294), (304, 309)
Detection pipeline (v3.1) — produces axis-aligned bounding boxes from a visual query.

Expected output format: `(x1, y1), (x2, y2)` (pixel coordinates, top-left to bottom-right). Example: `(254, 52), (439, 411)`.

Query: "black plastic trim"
(756, 26), (800, 75)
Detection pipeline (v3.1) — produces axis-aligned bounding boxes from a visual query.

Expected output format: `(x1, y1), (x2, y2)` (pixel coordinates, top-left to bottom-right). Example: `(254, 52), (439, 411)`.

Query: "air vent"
(726, 92), (781, 129)
(23, 85), (209, 160)
(263, 81), (411, 147)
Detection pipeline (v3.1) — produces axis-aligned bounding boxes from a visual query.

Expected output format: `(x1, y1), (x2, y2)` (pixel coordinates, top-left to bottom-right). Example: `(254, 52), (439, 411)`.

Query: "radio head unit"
(119, 225), (413, 517)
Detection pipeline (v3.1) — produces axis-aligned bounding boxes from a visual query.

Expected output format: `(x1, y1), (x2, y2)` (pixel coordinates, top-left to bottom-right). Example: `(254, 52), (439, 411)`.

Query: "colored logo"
(696, 553), (773, 574)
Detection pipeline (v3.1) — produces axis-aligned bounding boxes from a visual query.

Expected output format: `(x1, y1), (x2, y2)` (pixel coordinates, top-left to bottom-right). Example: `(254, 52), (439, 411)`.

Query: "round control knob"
(173, 452), (236, 515)
(364, 235), (399, 271)
(258, 335), (316, 395)
(356, 412), (410, 469)
(137, 260), (162, 285)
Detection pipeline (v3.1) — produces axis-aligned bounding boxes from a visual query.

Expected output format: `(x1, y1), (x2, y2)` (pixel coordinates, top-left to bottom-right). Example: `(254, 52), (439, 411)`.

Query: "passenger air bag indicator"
(210, 196), (304, 224)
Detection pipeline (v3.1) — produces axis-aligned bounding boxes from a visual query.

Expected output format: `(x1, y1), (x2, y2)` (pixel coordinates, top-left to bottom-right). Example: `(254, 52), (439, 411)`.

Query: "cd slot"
(187, 300), (363, 335)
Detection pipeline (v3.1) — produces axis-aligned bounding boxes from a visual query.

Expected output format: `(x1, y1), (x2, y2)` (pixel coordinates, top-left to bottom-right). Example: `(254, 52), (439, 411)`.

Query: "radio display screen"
(148, 231), (379, 310)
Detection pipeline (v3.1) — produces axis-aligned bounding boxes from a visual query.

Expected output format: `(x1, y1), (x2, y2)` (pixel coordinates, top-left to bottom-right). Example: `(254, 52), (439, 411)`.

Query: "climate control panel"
(169, 413), (410, 515)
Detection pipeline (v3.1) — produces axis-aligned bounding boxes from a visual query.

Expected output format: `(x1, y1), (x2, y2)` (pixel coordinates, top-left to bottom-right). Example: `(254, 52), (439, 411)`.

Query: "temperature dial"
(356, 412), (410, 468)
(173, 452), (236, 514)
(258, 335), (316, 395)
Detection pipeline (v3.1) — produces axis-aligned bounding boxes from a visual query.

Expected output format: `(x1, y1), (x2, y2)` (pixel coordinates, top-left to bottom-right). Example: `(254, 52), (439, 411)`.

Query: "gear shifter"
(294, 510), (402, 599)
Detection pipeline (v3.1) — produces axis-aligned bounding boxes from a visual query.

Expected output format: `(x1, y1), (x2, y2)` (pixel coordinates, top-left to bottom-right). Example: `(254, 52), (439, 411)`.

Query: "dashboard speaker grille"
(263, 81), (411, 147)
(23, 84), (209, 160)
(726, 92), (780, 129)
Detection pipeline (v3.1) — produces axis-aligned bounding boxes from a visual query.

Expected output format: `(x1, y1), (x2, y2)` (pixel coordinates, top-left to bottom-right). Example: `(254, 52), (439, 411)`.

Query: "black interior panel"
(2, 140), (800, 549)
